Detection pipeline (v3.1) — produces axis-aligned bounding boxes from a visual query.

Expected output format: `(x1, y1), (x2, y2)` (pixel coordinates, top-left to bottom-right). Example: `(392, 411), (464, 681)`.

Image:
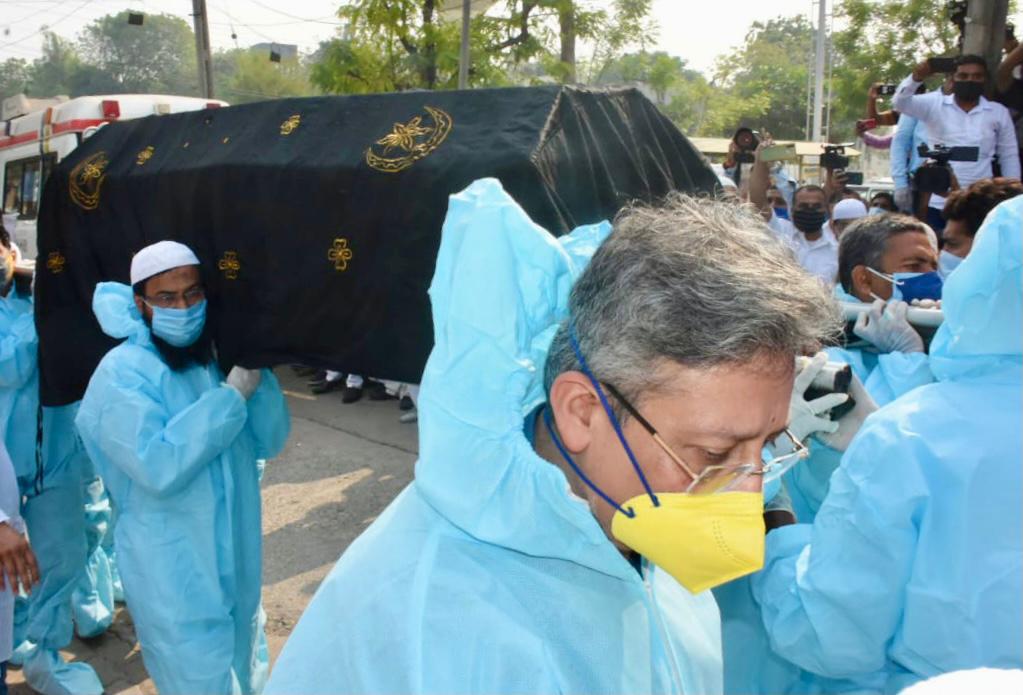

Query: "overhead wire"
(0, 0), (96, 51)
(240, 0), (342, 26)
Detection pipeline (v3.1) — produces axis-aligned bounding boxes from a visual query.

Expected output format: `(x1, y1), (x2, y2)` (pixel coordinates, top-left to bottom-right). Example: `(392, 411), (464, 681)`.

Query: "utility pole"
(811, 0), (827, 143)
(458, 0), (471, 89)
(963, 0), (1009, 92)
(192, 0), (215, 99)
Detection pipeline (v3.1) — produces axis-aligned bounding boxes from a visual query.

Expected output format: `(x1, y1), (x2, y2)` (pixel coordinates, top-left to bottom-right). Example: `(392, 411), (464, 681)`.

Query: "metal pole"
(192, 0), (215, 99)
(811, 0), (826, 142)
(963, 0), (1009, 93)
(825, 6), (834, 143)
(458, 0), (470, 89)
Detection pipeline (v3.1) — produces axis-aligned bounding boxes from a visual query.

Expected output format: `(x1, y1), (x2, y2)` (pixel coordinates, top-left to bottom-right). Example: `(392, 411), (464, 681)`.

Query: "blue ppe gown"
(75, 282), (290, 695)
(751, 196), (1023, 693)
(266, 178), (724, 695)
(0, 290), (101, 695)
(71, 470), (116, 638)
(784, 285), (935, 526)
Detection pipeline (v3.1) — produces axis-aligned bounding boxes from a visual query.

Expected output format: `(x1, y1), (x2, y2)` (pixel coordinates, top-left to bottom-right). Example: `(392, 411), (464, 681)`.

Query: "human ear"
(548, 372), (601, 454)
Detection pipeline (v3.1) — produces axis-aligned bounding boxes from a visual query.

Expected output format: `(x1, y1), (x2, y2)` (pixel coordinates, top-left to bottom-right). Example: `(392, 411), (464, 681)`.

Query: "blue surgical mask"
(938, 250), (964, 279)
(149, 299), (207, 347)
(868, 206), (887, 216)
(868, 268), (943, 302)
(773, 207), (789, 220)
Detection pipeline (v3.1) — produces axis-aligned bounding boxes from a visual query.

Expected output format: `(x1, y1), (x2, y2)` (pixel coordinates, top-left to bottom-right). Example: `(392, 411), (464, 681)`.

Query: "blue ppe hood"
(414, 178), (635, 580)
(91, 282), (152, 346)
(929, 196), (1022, 383)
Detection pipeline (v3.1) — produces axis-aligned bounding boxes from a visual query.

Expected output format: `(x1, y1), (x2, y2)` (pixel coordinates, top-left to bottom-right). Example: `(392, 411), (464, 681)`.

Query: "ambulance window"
(19, 158), (42, 218)
(2, 157), (44, 219)
(3, 161), (24, 215)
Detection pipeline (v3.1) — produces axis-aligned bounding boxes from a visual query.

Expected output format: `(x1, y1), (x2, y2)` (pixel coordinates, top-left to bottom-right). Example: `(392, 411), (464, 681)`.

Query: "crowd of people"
(0, 51), (1020, 695)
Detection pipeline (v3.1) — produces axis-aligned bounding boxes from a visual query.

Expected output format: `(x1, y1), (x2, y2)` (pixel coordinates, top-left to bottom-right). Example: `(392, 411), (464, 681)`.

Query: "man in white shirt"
(892, 54), (1021, 232)
(750, 144), (839, 285)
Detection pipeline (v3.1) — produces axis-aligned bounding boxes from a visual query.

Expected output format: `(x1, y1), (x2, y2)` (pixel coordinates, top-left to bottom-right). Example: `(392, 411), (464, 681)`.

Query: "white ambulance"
(1, 94), (228, 259)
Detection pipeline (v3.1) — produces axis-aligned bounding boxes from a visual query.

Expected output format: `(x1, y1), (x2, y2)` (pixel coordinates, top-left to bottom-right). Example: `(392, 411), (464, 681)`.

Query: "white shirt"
(892, 75), (1022, 208)
(769, 213), (839, 285)
(0, 443), (24, 662)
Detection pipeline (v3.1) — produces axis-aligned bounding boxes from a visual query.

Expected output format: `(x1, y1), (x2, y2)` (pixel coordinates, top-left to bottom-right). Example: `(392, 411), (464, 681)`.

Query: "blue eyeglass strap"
(567, 326), (660, 507)
(542, 407), (635, 518)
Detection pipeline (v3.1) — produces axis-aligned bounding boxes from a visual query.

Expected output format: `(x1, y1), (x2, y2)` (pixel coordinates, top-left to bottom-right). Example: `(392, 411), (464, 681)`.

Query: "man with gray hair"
(268, 178), (840, 694)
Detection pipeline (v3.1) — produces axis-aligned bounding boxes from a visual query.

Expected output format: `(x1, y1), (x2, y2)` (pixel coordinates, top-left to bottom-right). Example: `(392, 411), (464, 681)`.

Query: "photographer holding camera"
(893, 54), (1020, 231)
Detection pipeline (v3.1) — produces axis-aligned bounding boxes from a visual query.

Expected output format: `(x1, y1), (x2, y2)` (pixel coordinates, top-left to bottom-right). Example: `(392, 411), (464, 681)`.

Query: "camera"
(732, 127), (760, 164)
(877, 84), (897, 97)
(820, 145), (849, 170)
(913, 143), (980, 194)
(796, 357), (855, 420)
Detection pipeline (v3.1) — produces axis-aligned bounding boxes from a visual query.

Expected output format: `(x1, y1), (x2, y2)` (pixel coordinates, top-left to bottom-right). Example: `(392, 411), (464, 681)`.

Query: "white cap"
(832, 198), (868, 221)
(130, 240), (200, 286)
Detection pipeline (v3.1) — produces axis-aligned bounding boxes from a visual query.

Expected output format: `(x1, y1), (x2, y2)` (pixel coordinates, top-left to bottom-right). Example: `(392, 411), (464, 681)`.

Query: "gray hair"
(543, 194), (841, 405)
(838, 213), (930, 293)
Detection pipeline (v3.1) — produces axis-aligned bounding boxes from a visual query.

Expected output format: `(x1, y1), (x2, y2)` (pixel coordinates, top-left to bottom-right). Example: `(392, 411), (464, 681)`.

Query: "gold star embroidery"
(136, 146), (155, 166)
(280, 114), (301, 135)
(218, 251), (240, 280)
(328, 238), (353, 272)
(46, 251), (66, 274)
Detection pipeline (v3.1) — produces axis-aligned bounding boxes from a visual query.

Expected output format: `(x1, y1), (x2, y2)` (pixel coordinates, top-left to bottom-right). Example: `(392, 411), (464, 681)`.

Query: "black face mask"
(953, 80), (984, 103)
(792, 208), (827, 234)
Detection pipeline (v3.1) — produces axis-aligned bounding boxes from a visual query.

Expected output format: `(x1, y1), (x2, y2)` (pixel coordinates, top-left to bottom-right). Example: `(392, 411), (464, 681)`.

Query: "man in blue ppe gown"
(0, 227), (103, 695)
(784, 214), (941, 525)
(752, 196), (1023, 693)
(267, 179), (841, 694)
(75, 240), (290, 695)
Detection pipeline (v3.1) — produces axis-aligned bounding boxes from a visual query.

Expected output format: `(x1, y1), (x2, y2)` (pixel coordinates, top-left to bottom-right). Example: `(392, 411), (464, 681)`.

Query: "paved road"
(8, 370), (419, 694)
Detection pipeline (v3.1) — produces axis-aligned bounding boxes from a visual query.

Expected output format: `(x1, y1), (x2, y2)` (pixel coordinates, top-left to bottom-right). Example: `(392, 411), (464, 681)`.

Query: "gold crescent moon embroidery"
(365, 106), (453, 174)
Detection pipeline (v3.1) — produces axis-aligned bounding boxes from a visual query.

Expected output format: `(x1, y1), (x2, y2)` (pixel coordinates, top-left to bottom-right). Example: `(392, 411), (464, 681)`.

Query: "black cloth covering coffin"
(35, 86), (716, 406)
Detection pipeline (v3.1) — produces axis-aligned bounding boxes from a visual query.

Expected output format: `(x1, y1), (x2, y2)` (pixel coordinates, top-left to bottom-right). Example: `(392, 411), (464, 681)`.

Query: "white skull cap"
(130, 240), (200, 286)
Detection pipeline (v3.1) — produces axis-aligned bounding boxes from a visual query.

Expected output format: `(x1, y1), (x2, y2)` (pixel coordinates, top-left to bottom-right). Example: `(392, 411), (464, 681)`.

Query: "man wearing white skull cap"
(75, 240), (291, 694)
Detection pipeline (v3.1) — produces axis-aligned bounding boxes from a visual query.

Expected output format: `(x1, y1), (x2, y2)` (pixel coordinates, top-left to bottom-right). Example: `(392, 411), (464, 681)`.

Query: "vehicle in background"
(1, 94), (227, 259)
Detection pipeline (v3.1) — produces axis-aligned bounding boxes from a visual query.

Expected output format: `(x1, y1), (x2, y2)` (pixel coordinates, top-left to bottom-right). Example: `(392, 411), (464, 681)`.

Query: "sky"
(2, 1), (1022, 76)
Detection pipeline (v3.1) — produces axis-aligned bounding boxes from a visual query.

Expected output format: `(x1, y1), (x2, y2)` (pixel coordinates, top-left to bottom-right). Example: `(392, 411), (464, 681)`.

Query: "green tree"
(217, 50), (314, 103)
(27, 32), (84, 97)
(713, 16), (814, 140)
(0, 58), (31, 102)
(830, 0), (960, 138)
(78, 11), (198, 95)
(309, 0), (654, 93)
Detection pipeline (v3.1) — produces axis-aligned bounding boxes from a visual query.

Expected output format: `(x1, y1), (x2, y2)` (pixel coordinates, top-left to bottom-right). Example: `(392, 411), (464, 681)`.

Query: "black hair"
(0, 222), (9, 249)
(943, 177), (1023, 236)
(955, 54), (988, 75)
(838, 214), (929, 293)
(870, 191), (896, 209)
(793, 184), (827, 204)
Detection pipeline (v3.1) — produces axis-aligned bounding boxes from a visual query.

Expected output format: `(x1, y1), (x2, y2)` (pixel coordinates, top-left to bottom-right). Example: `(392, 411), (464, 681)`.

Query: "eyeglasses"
(144, 286), (206, 309)
(602, 383), (808, 495)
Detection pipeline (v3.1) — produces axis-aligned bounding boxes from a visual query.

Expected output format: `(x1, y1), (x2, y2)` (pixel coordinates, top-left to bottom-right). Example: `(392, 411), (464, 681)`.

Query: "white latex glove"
(909, 298), (941, 309)
(787, 352), (850, 444)
(894, 187), (913, 213)
(226, 366), (262, 400)
(853, 299), (925, 353)
(817, 370), (878, 452)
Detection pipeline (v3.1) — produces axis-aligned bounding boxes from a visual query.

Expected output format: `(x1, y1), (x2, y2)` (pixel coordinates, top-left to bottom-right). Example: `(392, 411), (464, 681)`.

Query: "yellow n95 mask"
(541, 327), (767, 593)
(610, 491), (764, 593)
